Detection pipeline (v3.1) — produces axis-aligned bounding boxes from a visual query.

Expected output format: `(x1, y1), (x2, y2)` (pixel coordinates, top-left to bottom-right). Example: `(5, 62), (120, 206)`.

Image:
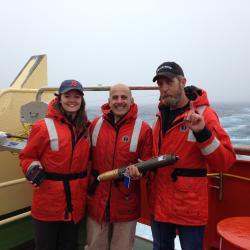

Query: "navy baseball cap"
(153, 62), (184, 82)
(58, 80), (84, 95)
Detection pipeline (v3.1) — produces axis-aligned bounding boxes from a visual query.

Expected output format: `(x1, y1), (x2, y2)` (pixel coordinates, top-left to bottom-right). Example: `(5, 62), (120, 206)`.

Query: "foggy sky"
(0, 0), (250, 103)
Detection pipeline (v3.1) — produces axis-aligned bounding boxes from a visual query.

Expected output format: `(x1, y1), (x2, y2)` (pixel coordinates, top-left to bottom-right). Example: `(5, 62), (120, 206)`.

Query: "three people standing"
(20, 65), (235, 250)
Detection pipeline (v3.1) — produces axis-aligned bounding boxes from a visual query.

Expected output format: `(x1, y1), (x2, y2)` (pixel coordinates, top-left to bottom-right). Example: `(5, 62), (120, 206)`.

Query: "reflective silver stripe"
(151, 116), (158, 130)
(44, 118), (59, 151)
(197, 105), (206, 115)
(201, 137), (220, 156)
(187, 105), (207, 142)
(130, 118), (143, 152)
(92, 117), (103, 146)
(187, 130), (196, 142)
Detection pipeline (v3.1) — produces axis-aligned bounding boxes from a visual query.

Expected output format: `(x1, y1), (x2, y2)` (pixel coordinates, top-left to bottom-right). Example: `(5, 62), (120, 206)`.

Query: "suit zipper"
(68, 124), (76, 171)
(106, 125), (120, 221)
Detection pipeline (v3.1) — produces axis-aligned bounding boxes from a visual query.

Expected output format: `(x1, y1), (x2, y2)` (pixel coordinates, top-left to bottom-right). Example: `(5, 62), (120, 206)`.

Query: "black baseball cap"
(58, 80), (84, 95)
(153, 62), (184, 82)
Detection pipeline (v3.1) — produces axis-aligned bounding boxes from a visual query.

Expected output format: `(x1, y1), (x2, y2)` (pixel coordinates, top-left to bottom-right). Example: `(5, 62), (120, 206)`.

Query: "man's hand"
(184, 102), (205, 133)
(127, 163), (142, 180)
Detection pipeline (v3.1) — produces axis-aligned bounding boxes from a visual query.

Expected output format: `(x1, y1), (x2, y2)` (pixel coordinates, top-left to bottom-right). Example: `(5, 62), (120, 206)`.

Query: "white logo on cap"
(157, 65), (173, 73)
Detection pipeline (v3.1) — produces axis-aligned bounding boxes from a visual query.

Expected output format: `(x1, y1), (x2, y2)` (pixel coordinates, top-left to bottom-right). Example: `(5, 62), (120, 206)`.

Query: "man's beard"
(161, 83), (182, 108)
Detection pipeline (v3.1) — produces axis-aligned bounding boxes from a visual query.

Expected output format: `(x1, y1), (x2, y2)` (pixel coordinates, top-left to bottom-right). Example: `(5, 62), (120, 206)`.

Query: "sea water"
(87, 102), (250, 145)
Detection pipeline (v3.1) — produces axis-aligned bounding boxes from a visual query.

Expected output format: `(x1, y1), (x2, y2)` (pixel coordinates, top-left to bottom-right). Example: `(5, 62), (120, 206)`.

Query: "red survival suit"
(88, 103), (152, 224)
(150, 87), (236, 225)
(20, 98), (90, 223)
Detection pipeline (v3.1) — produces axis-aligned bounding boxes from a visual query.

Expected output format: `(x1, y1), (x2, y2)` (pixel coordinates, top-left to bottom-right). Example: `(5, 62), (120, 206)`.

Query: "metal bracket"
(209, 172), (223, 201)
(20, 101), (48, 124)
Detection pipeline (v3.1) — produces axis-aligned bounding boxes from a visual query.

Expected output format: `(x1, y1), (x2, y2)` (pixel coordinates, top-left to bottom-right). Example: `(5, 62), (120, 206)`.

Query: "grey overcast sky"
(0, 0), (250, 103)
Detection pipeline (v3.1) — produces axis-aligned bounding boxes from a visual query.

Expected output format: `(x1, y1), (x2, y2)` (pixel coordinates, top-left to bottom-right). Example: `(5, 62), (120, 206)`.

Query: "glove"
(26, 162), (45, 187)
(0, 131), (7, 145)
(185, 85), (202, 101)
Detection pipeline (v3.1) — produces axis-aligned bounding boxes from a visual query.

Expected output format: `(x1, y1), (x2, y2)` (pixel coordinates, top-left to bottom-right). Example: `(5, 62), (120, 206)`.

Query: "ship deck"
(0, 216), (154, 250)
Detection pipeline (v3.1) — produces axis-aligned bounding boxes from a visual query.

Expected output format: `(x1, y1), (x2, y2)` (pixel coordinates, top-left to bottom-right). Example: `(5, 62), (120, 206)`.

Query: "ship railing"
(35, 86), (158, 101)
(208, 144), (250, 201)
